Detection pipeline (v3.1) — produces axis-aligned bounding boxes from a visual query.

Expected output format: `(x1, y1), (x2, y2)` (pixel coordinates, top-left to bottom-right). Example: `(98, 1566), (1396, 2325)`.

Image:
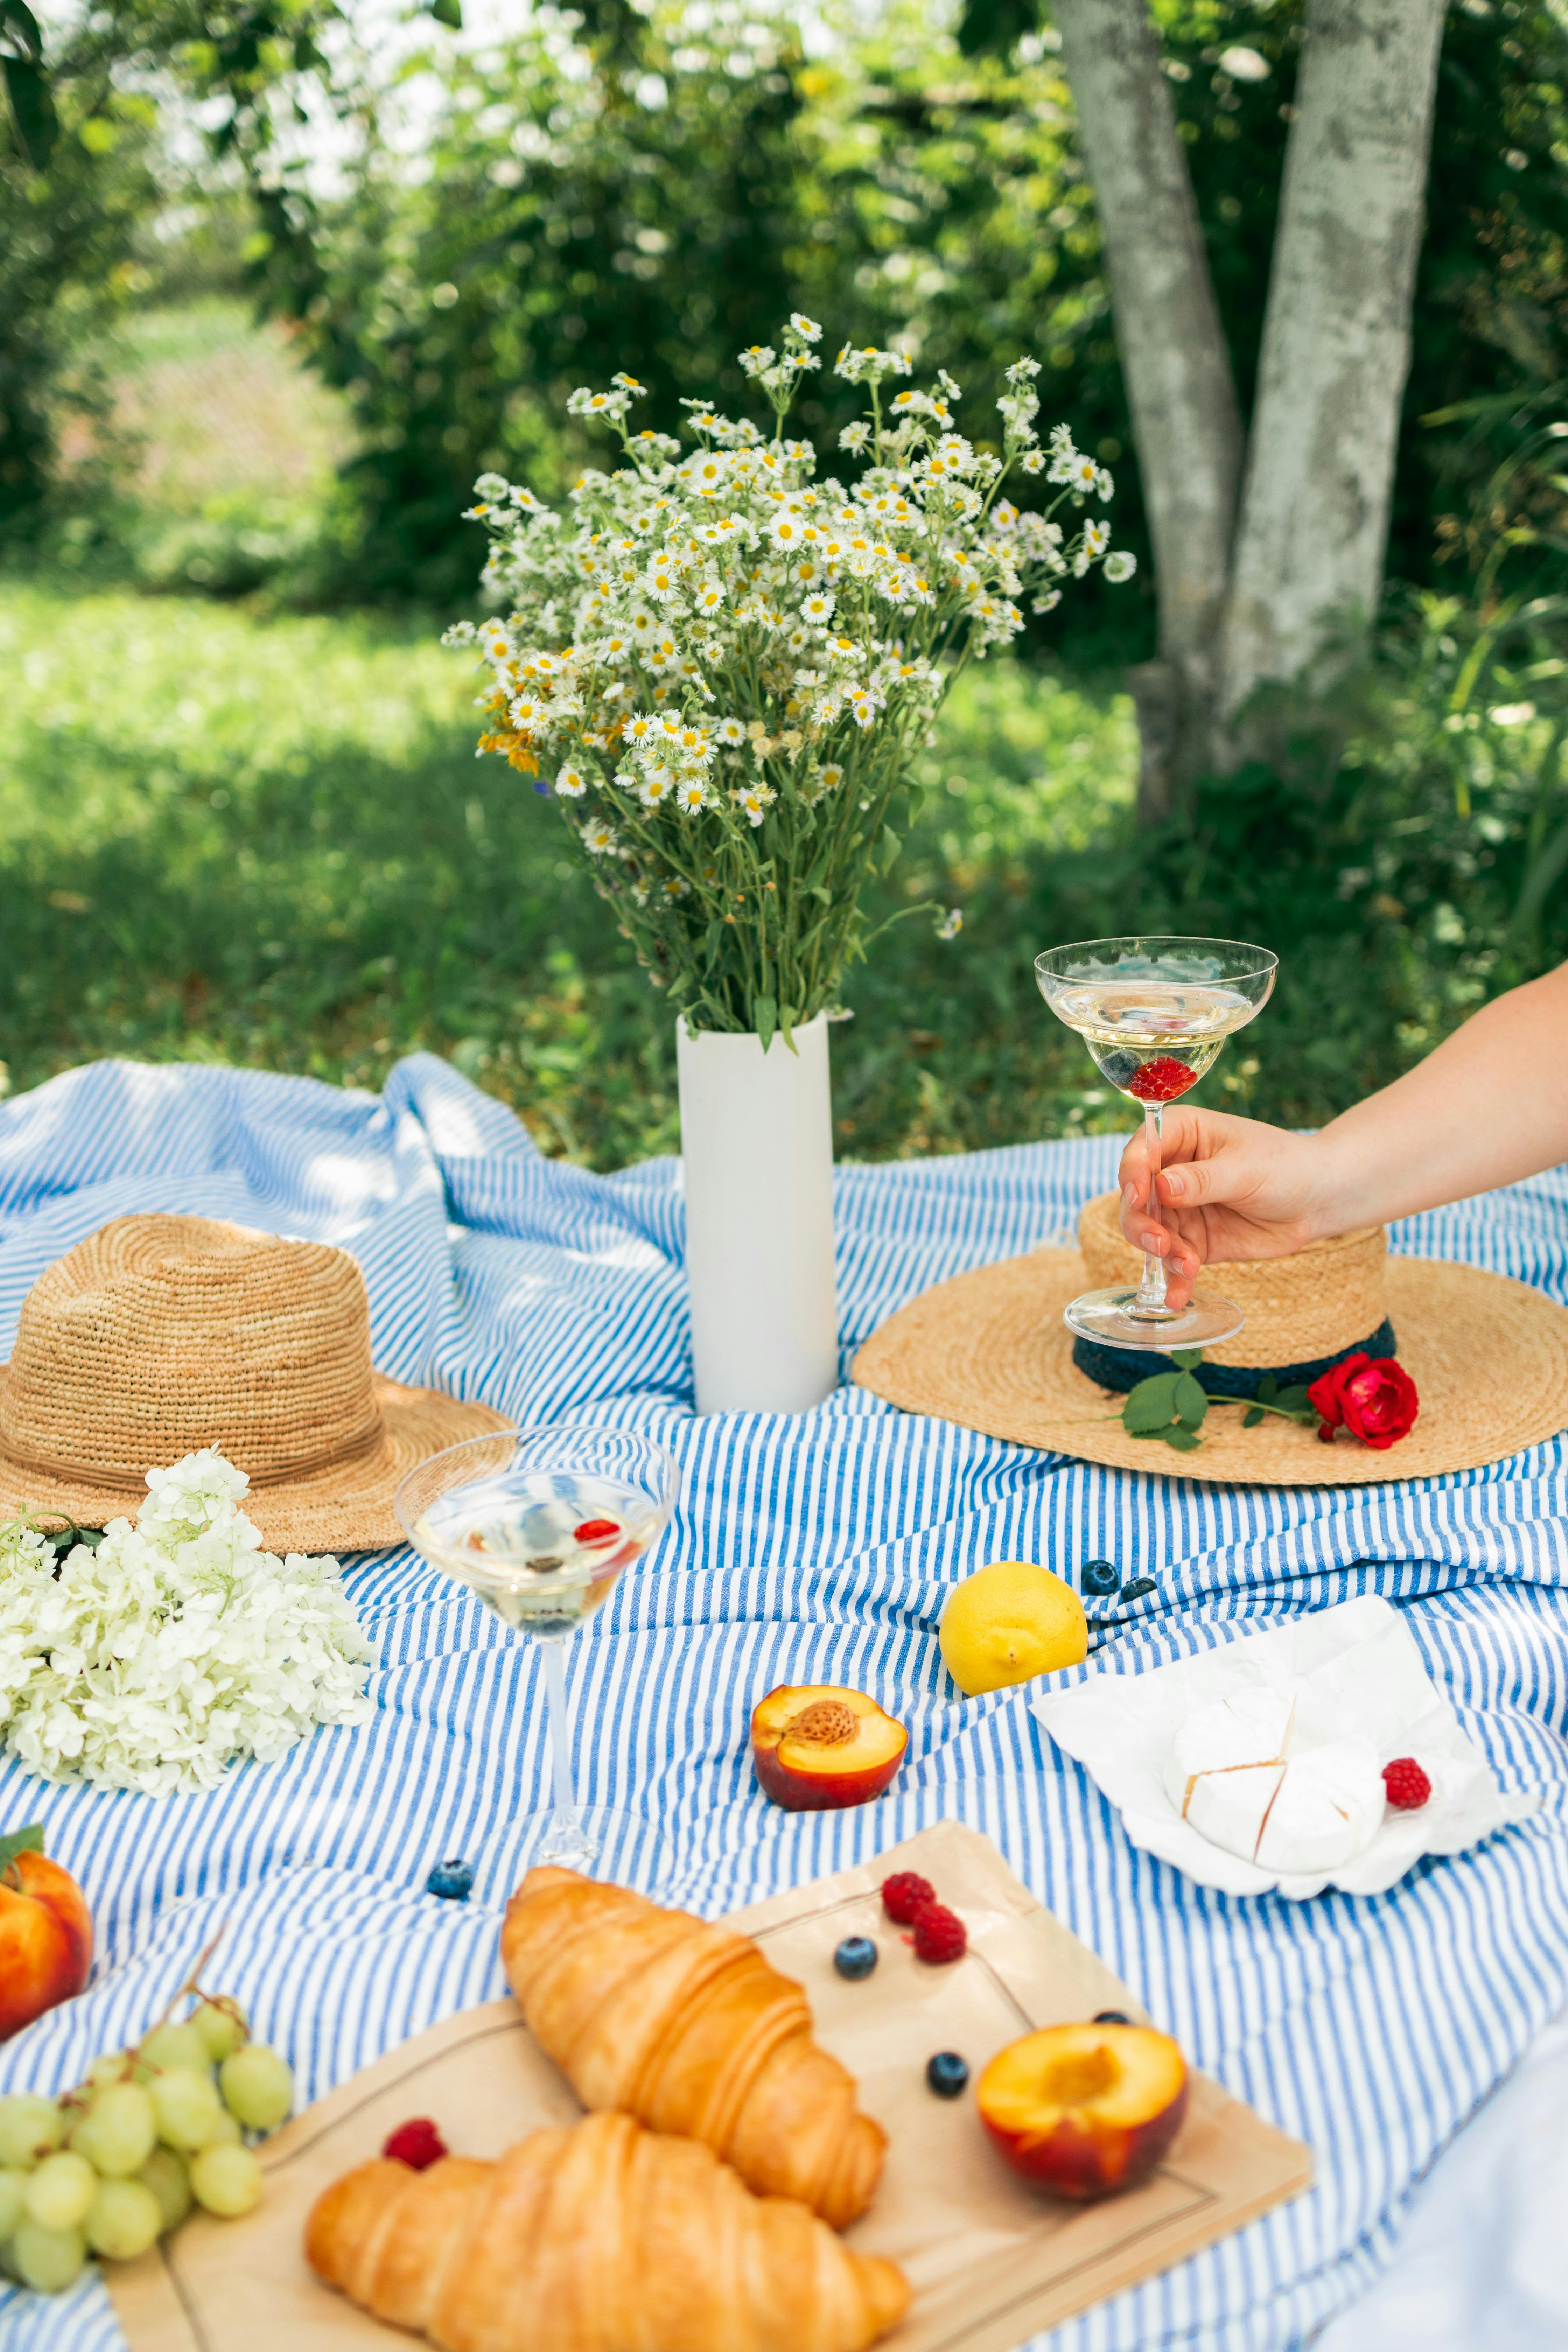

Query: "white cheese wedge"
(1163, 1685), (1298, 1819)
(1254, 1737), (1384, 1875)
(1185, 1761), (1288, 1862)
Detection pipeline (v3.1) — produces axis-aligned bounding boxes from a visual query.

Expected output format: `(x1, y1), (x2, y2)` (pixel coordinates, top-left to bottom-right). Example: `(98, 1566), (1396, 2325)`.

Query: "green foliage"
(247, 0), (1568, 638)
(0, 50), (158, 529)
(0, 574), (1134, 1161)
(266, 10), (828, 602)
(1, 2), (58, 172)
(0, 4), (342, 531)
(5, 541), (1561, 1166)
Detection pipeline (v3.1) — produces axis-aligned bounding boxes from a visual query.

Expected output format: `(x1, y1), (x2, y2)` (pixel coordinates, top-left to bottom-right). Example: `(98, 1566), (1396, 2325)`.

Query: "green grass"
(0, 575), (1148, 1164)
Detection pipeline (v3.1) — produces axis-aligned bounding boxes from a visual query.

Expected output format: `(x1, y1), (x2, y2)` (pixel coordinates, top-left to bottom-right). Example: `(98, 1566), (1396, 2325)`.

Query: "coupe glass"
(395, 1424), (680, 1876)
(1035, 935), (1278, 1350)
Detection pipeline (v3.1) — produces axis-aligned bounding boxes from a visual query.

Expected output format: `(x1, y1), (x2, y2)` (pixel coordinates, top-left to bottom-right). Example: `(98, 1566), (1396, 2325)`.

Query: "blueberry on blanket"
(426, 1859), (474, 1902)
(1080, 1559), (1120, 1596)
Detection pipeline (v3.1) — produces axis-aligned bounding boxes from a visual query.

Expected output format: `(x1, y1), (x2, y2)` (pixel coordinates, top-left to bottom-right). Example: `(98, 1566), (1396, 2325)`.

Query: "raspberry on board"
(880, 1870), (935, 1925)
(383, 2118), (448, 2171)
(1126, 1057), (1200, 1103)
(912, 1903), (967, 1965)
(1381, 1757), (1432, 1811)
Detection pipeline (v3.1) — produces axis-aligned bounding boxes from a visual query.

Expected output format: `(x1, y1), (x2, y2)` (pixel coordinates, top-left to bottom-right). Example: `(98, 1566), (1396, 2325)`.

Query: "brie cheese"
(1166, 1684), (1386, 1877)
(1163, 1685), (1297, 1819)
(1254, 1737), (1384, 1875)
(1185, 1761), (1287, 1862)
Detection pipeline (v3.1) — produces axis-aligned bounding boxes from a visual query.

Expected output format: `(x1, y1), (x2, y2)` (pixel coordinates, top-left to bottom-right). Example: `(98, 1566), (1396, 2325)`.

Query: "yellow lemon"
(939, 1561), (1088, 1696)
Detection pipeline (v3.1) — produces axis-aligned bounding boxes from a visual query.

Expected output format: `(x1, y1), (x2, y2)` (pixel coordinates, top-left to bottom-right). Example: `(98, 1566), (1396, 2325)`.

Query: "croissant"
(500, 1867), (887, 2229)
(305, 2111), (910, 2352)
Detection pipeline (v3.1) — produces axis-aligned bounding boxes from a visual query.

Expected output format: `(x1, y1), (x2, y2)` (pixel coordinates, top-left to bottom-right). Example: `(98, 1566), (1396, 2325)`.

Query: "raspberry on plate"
(383, 2118), (448, 2170)
(880, 1870), (935, 1925)
(912, 1903), (967, 1965)
(1382, 1756), (1432, 1811)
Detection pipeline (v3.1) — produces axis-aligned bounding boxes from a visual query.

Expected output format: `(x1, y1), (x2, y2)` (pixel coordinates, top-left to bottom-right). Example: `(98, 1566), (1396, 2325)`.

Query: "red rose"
(1307, 1354), (1419, 1449)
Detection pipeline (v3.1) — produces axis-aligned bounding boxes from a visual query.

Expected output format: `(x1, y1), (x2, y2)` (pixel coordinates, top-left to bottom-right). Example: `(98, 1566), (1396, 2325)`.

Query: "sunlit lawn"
(1, 574), (1146, 1163)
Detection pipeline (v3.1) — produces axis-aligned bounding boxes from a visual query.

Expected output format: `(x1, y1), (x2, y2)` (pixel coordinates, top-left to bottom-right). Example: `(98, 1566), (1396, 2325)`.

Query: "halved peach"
(750, 1685), (908, 1812)
(976, 2022), (1189, 2200)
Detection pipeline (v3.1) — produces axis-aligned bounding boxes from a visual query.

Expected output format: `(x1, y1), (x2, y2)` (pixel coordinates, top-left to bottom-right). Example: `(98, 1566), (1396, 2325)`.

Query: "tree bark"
(1052, 0), (1244, 821)
(1217, 0), (1447, 738)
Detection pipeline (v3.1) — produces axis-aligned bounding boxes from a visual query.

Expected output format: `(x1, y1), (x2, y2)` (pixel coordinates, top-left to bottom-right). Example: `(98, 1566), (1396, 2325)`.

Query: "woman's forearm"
(1308, 963), (1568, 1234)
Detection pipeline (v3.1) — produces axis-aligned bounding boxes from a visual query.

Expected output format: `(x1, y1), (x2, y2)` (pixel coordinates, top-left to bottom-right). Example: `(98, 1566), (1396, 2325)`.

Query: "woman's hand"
(1116, 1110), (1334, 1312)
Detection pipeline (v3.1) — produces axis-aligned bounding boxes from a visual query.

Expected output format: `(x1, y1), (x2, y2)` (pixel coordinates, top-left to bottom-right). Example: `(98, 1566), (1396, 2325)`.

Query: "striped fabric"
(0, 1051), (1564, 2352)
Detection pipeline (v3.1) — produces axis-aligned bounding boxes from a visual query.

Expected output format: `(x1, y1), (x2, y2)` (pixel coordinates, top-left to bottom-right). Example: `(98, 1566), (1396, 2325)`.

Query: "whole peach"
(0, 1845), (93, 2040)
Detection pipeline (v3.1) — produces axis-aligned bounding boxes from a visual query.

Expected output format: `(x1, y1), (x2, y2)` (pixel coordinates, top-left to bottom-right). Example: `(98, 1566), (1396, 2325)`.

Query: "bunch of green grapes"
(0, 1995), (294, 2295)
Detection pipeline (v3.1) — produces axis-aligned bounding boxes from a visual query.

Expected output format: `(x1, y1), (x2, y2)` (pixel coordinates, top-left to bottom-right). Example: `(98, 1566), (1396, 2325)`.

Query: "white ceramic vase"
(676, 1013), (839, 1415)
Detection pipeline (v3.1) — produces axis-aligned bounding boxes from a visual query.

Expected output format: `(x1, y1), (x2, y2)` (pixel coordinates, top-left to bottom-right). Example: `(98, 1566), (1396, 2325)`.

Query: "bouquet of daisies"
(448, 315), (1132, 1046)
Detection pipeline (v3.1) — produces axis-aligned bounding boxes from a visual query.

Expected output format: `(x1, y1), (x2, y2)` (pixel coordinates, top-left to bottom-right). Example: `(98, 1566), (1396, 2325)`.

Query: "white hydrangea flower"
(0, 1454), (374, 1797)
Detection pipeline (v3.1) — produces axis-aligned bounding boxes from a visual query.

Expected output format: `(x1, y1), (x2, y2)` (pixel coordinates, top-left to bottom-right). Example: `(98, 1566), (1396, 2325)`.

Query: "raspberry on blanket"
(912, 1903), (967, 1965)
(880, 1870), (935, 1925)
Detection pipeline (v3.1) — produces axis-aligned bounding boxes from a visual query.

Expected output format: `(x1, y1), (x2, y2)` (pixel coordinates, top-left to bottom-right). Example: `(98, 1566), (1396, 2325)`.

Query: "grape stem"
(138, 1925), (234, 2048)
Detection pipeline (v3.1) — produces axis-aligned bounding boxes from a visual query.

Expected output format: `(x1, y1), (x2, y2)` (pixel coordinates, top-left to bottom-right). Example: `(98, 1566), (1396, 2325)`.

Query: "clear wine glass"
(1034, 935), (1278, 1350)
(395, 1424), (680, 1877)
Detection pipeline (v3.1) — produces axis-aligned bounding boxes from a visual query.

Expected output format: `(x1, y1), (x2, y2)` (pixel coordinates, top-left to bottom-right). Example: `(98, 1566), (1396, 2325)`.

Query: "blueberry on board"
(1080, 1559), (1121, 1596)
(926, 2052), (969, 2098)
(834, 1935), (878, 1982)
(1093, 2010), (1132, 2025)
(426, 1858), (474, 1902)
(1122, 1577), (1157, 1603)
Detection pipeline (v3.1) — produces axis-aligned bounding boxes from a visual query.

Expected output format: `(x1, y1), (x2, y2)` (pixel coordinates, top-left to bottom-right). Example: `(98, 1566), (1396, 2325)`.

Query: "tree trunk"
(1217, 0), (1447, 741)
(1052, 0), (1244, 822)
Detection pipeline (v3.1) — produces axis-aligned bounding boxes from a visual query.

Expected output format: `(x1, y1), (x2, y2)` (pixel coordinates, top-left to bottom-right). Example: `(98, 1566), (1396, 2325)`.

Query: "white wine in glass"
(396, 1424), (680, 1878)
(1035, 935), (1277, 1350)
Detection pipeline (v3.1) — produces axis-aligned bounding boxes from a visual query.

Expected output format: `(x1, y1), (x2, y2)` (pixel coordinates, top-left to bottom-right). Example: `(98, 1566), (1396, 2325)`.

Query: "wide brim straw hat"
(0, 1214), (509, 1552)
(852, 1191), (1568, 1485)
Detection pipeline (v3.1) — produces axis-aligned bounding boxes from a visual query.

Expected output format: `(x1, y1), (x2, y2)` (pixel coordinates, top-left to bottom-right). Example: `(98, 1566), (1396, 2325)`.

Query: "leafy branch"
(1118, 1351), (1318, 1452)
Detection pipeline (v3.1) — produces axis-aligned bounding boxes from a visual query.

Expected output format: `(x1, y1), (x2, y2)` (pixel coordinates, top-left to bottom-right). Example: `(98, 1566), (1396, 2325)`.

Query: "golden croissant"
(305, 2110), (910, 2352)
(500, 1867), (887, 2228)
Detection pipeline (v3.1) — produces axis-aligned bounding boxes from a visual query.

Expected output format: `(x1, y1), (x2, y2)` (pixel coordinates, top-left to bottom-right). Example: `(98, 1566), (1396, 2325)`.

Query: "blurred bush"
(241, 0), (1568, 646)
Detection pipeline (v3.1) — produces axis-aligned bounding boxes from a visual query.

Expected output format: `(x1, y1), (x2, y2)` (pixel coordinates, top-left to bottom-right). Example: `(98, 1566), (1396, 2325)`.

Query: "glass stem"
(1133, 1100), (1170, 1316)
(537, 1634), (582, 1845)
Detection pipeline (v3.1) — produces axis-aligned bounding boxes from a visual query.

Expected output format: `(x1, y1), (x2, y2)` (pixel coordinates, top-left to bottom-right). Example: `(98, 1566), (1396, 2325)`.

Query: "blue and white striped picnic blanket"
(1, 1052), (1565, 2352)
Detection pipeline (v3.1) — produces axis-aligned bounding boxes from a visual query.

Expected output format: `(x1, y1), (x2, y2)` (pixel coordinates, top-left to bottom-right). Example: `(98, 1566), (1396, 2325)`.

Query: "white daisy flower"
(716, 716), (747, 746)
(732, 782), (776, 826)
(1104, 549), (1137, 582)
(789, 313), (823, 343)
(555, 763), (589, 798)
(582, 817), (619, 856)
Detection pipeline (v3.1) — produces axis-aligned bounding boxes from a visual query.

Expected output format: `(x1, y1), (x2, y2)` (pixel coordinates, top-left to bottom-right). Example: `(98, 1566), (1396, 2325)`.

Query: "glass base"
(1063, 1284), (1245, 1351)
(465, 1806), (677, 1906)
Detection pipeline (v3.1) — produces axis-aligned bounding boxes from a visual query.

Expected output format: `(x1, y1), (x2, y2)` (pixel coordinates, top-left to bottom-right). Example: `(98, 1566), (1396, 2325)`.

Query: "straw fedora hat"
(0, 1215), (510, 1552)
(853, 1191), (1568, 1485)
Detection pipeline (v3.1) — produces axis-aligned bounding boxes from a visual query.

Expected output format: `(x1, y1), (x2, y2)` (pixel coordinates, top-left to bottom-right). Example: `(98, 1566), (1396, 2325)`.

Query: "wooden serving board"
(108, 1821), (1311, 2352)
